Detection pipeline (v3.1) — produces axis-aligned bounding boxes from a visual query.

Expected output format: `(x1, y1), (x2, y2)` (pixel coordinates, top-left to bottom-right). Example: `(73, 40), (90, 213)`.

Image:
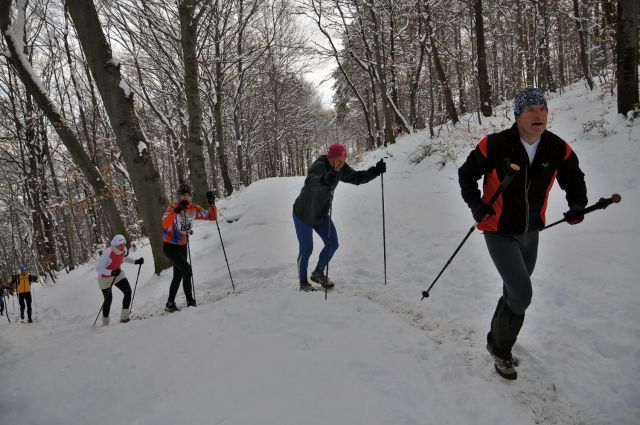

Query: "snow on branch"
(3, 0), (51, 104)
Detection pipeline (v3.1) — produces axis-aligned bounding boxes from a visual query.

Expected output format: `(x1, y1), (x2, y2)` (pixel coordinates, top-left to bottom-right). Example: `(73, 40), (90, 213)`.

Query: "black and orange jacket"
(458, 124), (587, 234)
(161, 201), (217, 245)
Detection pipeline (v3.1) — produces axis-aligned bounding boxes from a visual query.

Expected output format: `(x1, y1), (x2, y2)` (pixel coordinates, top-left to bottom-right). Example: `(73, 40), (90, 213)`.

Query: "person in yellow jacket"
(15, 265), (38, 323)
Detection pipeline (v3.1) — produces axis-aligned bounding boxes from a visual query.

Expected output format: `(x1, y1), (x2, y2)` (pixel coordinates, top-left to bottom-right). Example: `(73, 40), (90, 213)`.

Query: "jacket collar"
(509, 123), (553, 159)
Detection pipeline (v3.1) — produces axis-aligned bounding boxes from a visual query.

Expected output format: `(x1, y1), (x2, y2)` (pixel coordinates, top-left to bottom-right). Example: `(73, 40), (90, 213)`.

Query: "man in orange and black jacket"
(458, 87), (587, 380)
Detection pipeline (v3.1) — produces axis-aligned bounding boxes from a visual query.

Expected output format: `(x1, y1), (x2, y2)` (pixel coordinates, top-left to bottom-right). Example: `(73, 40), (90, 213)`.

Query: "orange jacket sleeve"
(193, 204), (217, 221)
(162, 202), (179, 230)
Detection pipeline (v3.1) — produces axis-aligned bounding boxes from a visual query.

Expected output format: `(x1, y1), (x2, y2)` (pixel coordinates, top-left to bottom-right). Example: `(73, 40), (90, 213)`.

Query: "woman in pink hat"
(292, 143), (385, 291)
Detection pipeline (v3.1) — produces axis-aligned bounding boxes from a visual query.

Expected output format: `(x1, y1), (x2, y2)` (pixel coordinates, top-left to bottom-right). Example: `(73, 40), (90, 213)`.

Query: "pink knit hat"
(327, 143), (347, 159)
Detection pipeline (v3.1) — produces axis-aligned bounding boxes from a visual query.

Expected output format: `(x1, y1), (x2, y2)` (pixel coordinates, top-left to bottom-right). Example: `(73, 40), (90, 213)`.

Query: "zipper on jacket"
(524, 163), (530, 233)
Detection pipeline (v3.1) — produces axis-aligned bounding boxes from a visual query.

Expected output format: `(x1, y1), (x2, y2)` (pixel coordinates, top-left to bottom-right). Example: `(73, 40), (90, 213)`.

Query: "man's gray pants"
(484, 231), (539, 359)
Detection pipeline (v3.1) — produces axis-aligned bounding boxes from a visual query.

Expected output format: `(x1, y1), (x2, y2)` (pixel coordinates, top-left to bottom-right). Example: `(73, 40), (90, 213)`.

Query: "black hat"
(177, 183), (192, 195)
(514, 87), (547, 118)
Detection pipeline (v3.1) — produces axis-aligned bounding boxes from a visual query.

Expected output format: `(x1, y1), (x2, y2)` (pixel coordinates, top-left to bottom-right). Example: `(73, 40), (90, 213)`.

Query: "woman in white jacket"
(96, 235), (143, 325)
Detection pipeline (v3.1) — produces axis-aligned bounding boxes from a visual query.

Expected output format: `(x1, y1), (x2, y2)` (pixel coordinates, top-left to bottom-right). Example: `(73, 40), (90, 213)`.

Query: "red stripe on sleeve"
(564, 143), (573, 160)
(478, 169), (501, 232)
(478, 136), (489, 158)
(539, 170), (558, 224)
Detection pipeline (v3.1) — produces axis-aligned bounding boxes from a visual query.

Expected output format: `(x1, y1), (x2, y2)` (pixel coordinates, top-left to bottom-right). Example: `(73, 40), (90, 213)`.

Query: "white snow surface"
(2, 82), (639, 425)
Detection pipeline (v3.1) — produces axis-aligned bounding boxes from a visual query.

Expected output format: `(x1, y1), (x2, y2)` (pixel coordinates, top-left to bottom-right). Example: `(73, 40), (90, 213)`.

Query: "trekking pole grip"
(543, 193), (622, 230)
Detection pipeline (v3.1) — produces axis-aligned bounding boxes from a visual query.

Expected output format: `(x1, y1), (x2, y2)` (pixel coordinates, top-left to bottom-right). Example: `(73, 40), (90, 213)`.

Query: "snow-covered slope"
(1, 82), (638, 425)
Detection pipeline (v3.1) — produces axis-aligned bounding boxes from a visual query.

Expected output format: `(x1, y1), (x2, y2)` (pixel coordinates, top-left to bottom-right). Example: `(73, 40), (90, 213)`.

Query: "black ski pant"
(18, 292), (32, 320)
(484, 231), (539, 359)
(101, 279), (132, 318)
(163, 242), (193, 304)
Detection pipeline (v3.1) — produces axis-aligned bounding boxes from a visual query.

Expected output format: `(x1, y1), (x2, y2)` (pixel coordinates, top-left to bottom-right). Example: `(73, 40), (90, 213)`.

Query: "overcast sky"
(298, 12), (339, 108)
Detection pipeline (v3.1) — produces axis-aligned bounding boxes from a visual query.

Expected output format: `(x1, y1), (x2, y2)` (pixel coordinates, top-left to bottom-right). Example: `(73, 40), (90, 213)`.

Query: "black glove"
(111, 269), (121, 277)
(471, 203), (495, 223)
(206, 190), (216, 206)
(374, 159), (386, 176)
(134, 257), (144, 265)
(563, 205), (585, 225)
(321, 170), (339, 187)
(174, 199), (189, 213)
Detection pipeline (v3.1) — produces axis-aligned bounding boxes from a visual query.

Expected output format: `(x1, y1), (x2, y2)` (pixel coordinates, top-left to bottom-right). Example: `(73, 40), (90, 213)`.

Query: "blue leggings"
(293, 212), (339, 283)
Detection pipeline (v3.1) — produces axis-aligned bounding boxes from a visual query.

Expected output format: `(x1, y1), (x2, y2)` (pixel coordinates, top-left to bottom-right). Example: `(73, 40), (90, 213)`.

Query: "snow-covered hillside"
(1, 82), (638, 425)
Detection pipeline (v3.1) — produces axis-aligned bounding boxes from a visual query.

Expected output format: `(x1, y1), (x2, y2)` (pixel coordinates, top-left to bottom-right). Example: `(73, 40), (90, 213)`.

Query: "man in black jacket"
(458, 87), (588, 380)
(293, 143), (386, 291)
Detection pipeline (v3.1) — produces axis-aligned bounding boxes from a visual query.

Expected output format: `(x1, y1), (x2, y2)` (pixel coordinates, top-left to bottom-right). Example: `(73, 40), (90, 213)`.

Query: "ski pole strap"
(542, 193), (621, 230)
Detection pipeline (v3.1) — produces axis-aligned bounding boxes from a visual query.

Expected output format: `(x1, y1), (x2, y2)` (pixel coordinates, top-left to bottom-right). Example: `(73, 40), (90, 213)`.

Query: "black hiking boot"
(165, 301), (180, 313)
(299, 282), (315, 292)
(487, 343), (517, 380)
(310, 271), (335, 289)
(187, 299), (197, 307)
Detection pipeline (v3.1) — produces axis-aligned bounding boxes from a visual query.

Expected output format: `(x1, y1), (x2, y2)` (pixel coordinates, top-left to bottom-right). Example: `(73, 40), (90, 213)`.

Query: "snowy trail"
(2, 83), (639, 424)
(330, 284), (599, 425)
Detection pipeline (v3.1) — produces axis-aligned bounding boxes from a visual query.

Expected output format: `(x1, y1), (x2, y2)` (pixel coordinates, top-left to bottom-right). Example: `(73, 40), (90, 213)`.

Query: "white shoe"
(102, 316), (110, 326)
(120, 308), (130, 323)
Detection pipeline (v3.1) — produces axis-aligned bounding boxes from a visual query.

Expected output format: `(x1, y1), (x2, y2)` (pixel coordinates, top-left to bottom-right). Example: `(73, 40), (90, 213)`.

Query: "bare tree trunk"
(557, 19), (567, 87)
(65, 0), (171, 273)
(387, 0), (403, 132)
(536, 0), (556, 92)
(368, 3), (396, 145)
(204, 129), (219, 194)
(215, 56), (234, 195)
(233, 0), (246, 186)
(426, 6), (459, 125)
(179, 0), (208, 205)
(573, 0), (594, 90)
(616, 0), (639, 115)
(455, 25), (467, 115)
(0, 0), (128, 244)
(410, 0), (428, 131)
(312, 0), (376, 149)
(474, 0), (492, 116)
(427, 55), (435, 137)
(210, 2), (234, 196)
(44, 133), (75, 271)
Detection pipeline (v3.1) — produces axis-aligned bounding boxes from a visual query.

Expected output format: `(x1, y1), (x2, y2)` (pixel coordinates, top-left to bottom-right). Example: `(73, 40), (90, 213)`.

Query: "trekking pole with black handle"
(325, 189), (335, 301)
(207, 191), (236, 292)
(92, 273), (118, 327)
(421, 163), (521, 300)
(542, 194), (622, 230)
(129, 263), (143, 313)
(31, 279), (36, 320)
(381, 160), (387, 285)
(187, 235), (196, 301)
(182, 210), (197, 304)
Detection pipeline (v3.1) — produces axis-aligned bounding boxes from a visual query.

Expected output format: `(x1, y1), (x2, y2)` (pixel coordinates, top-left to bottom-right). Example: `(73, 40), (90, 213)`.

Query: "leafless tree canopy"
(0, 0), (635, 276)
